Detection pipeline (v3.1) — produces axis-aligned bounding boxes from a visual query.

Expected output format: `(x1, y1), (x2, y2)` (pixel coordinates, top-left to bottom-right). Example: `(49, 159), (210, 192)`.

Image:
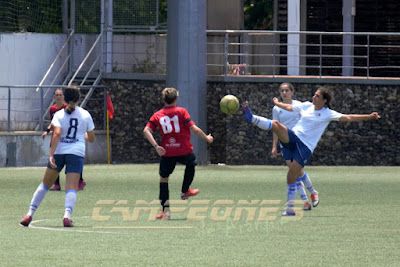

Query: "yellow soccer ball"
(220, 95), (240, 115)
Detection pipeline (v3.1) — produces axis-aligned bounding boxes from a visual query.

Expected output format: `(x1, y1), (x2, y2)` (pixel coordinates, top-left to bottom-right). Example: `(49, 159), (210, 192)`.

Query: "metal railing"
(104, 29), (400, 78)
(35, 30), (75, 131)
(206, 30), (400, 78)
(0, 85), (109, 132)
(35, 30), (103, 131)
(68, 31), (104, 108)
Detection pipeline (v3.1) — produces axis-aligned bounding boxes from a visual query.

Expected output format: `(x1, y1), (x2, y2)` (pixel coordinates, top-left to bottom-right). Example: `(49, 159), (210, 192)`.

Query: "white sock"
(252, 115), (272, 130)
(27, 184), (48, 217)
(296, 178), (309, 202)
(287, 184), (297, 209)
(301, 173), (317, 194)
(64, 190), (77, 219)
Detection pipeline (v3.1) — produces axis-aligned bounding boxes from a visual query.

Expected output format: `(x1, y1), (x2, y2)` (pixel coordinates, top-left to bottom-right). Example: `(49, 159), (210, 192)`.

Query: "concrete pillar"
(287, 0), (300, 75)
(342, 0), (355, 76)
(167, 0), (208, 164)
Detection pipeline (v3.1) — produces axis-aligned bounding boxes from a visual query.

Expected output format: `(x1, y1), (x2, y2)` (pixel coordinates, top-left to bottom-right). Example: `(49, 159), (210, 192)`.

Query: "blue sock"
(253, 115), (272, 130)
(28, 184), (48, 216)
(64, 190), (77, 219)
(300, 172), (317, 194)
(287, 184), (297, 209)
(296, 178), (309, 202)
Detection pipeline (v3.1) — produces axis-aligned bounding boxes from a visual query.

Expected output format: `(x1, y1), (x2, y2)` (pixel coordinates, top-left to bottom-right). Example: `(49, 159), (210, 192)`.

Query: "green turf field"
(1, 164), (399, 266)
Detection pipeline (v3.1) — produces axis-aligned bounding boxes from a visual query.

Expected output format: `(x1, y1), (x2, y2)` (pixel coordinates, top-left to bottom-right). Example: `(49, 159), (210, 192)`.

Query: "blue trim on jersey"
(39, 184), (49, 191)
(281, 129), (312, 168)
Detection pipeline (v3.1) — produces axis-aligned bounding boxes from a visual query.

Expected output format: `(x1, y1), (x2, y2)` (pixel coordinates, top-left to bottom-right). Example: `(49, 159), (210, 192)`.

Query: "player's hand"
(271, 147), (278, 158)
(206, 134), (214, 144)
(49, 156), (57, 169)
(273, 97), (279, 105)
(41, 132), (47, 140)
(155, 146), (166, 156)
(370, 112), (380, 120)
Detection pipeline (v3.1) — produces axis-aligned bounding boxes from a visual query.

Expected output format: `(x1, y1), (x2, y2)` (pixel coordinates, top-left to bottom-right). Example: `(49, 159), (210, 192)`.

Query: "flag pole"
(107, 110), (110, 165)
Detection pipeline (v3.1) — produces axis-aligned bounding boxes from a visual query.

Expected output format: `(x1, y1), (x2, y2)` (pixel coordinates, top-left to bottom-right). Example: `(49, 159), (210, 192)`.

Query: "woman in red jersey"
(143, 88), (213, 220)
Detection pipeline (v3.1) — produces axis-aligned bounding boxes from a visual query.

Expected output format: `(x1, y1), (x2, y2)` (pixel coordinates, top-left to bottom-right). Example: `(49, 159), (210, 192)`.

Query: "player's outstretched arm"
(190, 125), (213, 144)
(273, 97), (293, 112)
(339, 112), (381, 122)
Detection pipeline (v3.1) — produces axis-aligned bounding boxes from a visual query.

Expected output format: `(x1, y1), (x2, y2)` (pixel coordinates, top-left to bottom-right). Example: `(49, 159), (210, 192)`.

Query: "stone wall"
(100, 80), (400, 166)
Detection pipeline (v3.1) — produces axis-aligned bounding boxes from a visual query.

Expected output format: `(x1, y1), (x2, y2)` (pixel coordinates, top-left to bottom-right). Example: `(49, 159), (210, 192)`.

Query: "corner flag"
(106, 92), (114, 119)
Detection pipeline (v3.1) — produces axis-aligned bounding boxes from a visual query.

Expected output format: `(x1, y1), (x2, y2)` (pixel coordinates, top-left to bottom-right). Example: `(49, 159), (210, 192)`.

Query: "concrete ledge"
(0, 130), (110, 167)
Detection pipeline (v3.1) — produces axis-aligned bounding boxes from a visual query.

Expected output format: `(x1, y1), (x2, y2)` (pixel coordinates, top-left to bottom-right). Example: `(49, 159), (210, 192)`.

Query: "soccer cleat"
(156, 212), (164, 219)
(20, 215), (32, 227)
(63, 218), (74, 227)
(50, 184), (61, 191)
(242, 101), (254, 123)
(282, 209), (296, 216)
(78, 179), (86, 190)
(162, 211), (171, 221)
(181, 188), (199, 200)
(303, 202), (312, 211)
(311, 192), (319, 207)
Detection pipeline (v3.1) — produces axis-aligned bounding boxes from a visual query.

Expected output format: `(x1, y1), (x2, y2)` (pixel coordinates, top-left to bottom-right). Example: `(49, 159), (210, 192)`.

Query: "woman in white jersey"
(244, 87), (380, 216)
(20, 86), (95, 227)
(271, 83), (317, 211)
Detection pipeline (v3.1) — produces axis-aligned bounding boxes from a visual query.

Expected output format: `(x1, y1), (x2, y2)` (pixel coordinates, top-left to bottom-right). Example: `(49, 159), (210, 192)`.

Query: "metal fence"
(74, 0), (164, 34)
(207, 30), (400, 78)
(105, 29), (400, 78)
(0, 85), (109, 132)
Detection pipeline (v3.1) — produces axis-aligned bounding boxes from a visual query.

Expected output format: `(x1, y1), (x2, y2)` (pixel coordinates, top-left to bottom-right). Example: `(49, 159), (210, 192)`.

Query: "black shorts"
(159, 153), (197, 178)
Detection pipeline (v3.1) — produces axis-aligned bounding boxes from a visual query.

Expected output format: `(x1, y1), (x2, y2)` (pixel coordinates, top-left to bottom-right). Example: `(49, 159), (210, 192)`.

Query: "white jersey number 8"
(160, 115), (180, 134)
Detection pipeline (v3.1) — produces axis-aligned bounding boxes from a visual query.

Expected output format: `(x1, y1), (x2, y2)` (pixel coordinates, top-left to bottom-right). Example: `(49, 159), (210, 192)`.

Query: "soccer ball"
(220, 95), (240, 115)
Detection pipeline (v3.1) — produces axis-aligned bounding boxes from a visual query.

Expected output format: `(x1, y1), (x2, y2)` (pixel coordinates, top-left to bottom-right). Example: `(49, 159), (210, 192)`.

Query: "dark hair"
(279, 83), (294, 92)
(63, 86), (80, 114)
(318, 87), (334, 108)
(162, 87), (178, 104)
(53, 88), (63, 96)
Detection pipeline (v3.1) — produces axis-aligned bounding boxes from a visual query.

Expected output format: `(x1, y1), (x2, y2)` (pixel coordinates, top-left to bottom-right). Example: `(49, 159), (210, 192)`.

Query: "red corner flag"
(106, 92), (114, 119)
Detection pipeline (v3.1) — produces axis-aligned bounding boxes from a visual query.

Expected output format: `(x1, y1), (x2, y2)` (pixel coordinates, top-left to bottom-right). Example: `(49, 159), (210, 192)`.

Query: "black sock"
(54, 176), (60, 185)
(181, 165), (195, 193)
(79, 175), (83, 182)
(159, 182), (169, 211)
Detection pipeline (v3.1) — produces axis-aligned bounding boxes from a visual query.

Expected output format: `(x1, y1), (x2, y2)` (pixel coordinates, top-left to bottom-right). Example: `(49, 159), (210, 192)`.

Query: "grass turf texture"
(1, 164), (399, 266)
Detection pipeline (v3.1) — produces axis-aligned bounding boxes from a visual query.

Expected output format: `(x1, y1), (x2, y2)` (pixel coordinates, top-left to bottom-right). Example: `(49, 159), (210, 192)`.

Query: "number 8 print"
(66, 118), (78, 139)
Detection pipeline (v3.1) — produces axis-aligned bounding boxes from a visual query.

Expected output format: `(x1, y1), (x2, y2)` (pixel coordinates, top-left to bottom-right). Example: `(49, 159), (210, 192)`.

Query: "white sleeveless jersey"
(51, 106), (95, 157)
(292, 101), (343, 152)
(272, 99), (302, 130)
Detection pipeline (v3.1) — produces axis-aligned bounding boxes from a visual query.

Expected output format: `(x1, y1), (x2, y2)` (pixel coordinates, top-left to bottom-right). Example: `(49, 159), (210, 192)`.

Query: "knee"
(271, 120), (283, 130)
